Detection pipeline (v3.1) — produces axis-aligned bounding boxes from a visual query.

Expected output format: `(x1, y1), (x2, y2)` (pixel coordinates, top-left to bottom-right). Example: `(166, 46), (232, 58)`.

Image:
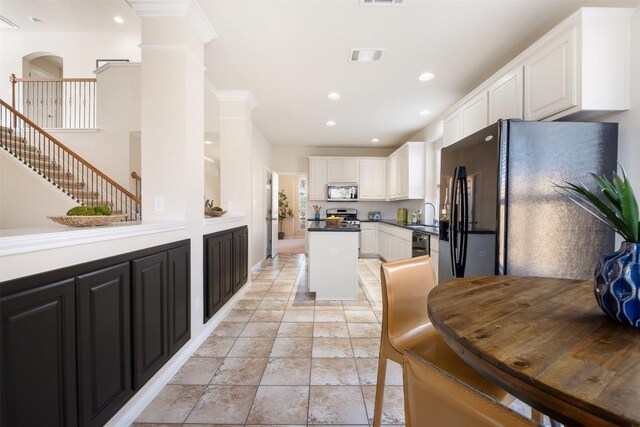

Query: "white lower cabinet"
(378, 224), (412, 262)
(430, 236), (439, 284)
(359, 223), (378, 256)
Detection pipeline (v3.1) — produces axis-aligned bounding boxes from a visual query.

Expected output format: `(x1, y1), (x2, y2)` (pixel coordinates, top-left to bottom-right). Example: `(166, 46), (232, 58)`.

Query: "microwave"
(327, 183), (358, 201)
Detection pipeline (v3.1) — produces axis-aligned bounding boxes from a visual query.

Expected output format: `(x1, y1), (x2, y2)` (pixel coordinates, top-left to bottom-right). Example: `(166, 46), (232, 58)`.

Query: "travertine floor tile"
(227, 338), (274, 358)
(345, 310), (378, 323)
(351, 338), (381, 358)
(282, 308), (315, 322)
(261, 357), (311, 385)
(313, 322), (350, 338)
(312, 337), (354, 358)
(311, 358), (360, 385)
(314, 309), (346, 322)
(355, 358), (403, 386)
(194, 337), (236, 358)
(223, 309), (255, 322)
(184, 385), (257, 424)
(262, 292), (292, 301)
(250, 309), (284, 322)
(362, 385), (405, 425)
(257, 299), (289, 310)
(211, 322), (246, 337)
(246, 386), (309, 425)
(170, 357), (224, 385)
(277, 322), (314, 337)
(270, 337), (313, 357)
(210, 357), (267, 385)
(234, 299), (261, 310)
(308, 385), (368, 425)
(136, 384), (205, 423)
(347, 322), (382, 338)
(239, 322), (280, 338)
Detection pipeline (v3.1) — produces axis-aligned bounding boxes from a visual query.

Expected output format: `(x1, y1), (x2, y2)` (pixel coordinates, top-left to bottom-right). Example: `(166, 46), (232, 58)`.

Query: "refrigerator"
(438, 119), (618, 283)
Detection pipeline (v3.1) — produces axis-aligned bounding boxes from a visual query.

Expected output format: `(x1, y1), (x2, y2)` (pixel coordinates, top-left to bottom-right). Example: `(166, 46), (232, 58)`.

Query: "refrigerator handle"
(449, 167), (459, 277)
(458, 169), (469, 277)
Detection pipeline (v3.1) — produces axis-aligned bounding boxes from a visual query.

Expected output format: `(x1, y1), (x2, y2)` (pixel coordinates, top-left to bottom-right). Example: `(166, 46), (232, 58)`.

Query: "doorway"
(276, 173), (308, 254)
(266, 170), (273, 259)
(21, 53), (64, 128)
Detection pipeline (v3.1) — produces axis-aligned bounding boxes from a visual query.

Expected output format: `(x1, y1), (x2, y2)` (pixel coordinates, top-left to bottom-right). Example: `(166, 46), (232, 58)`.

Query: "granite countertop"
(361, 219), (440, 236)
(307, 221), (361, 232)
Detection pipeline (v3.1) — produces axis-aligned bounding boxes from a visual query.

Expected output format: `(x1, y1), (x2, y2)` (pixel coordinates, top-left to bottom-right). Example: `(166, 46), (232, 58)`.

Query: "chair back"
(403, 350), (536, 427)
(380, 256), (436, 360)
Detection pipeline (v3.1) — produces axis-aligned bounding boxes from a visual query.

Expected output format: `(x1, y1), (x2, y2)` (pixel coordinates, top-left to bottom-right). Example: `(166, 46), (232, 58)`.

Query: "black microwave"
(327, 183), (358, 201)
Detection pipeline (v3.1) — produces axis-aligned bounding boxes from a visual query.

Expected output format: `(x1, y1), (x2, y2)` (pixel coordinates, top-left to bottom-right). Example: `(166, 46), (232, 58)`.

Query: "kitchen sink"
(406, 224), (438, 232)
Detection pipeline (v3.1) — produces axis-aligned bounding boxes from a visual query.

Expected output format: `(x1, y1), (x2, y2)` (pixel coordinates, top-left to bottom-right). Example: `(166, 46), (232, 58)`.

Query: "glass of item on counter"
(313, 205), (322, 220)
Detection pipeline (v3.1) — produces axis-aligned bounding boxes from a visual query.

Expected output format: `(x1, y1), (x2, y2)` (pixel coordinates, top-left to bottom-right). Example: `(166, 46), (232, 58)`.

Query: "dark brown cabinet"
(77, 263), (132, 427)
(1, 279), (78, 427)
(1, 240), (190, 427)
(204, 226), (248, 322)
(132, 252), (168, 390)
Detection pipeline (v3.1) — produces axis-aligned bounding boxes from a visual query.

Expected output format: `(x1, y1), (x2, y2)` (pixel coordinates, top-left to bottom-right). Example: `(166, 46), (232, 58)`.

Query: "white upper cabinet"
(359, 159), (386, 201)
(488, 67), (523, 122)
(461, 92), (488, 138)
(523, 25), (577, 120)
(326, 158), (359, 183)
(308, 158), (327, 201)
(523, 8), (633, 120)
(442, 112), (462, 148)
(386, 142), (426, 201)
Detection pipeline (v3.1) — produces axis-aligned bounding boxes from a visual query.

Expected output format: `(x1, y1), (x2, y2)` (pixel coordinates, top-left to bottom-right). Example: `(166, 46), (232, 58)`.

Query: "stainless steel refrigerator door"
(439, 234), (496, 283)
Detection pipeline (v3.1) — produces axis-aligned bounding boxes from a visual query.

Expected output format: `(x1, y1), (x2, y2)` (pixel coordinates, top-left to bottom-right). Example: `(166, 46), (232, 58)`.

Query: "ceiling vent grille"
(360, 0), (404, 6)
(0, 15), (19, 29)
(350, 48), (384, 63)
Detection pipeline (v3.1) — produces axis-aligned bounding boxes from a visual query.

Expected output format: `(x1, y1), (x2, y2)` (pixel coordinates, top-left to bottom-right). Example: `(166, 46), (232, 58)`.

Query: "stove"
(326, 208), (360, 226)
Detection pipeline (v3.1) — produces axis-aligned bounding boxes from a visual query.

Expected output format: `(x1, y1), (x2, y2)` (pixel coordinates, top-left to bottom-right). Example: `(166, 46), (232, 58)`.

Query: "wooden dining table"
(427, 275), (640, 427)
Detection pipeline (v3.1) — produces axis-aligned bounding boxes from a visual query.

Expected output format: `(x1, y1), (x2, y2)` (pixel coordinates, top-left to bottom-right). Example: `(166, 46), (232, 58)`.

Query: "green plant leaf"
(620, 174), (639, 242)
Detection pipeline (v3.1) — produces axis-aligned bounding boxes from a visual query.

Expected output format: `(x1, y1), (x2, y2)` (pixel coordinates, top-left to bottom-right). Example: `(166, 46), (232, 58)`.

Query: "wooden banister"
(131, 171), (141, 181)
(0, 98), (140, 205)
(12, 76), (97, 83)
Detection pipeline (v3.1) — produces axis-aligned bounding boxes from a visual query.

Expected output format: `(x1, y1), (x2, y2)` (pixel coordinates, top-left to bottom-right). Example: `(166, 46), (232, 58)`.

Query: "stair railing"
(131, 171), (142, 201)
(10, 73), (96, 129)
(0, 99), (141, 221)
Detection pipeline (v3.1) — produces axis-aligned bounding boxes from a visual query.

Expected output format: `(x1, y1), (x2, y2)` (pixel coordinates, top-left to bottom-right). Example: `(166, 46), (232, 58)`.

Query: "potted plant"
(558, 167), (640, 327)
(278, 189), (294, 240)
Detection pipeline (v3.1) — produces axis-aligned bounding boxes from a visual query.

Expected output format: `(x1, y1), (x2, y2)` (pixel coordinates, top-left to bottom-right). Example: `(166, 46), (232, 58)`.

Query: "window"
(299, 177), (307, 230)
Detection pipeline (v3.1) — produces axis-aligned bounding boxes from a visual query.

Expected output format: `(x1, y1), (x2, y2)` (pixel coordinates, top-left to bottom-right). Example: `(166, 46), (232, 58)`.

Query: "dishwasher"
(412, 231), (430, 258)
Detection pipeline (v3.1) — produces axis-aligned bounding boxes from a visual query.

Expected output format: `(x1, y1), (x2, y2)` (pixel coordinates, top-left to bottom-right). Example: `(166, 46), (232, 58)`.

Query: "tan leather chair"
(403, 349), (538, 427)
(373, 255), (512, 426)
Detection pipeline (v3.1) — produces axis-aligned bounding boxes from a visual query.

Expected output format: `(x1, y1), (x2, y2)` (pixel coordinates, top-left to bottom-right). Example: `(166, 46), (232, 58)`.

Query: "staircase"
(0, 99), (141, 220)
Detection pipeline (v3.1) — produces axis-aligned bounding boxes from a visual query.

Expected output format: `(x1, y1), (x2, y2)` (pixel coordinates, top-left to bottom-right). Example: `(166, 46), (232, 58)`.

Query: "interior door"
(271, 172), (279, 258)
(266, 170), (272, 258)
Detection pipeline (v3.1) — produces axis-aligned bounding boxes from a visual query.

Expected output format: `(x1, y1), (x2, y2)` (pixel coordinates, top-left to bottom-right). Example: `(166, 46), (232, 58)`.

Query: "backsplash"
(309, 200), (434, 222)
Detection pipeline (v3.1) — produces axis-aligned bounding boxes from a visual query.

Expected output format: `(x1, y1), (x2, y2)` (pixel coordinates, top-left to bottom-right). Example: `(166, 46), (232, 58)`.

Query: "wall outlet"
(154, 196), (164, 212)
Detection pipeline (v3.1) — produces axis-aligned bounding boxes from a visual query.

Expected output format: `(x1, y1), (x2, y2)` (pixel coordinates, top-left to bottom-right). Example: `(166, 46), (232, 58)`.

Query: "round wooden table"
(427, 275), (640, 427)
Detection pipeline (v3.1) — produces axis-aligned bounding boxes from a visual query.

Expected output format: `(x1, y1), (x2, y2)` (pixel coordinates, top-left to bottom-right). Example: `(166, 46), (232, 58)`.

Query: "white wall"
(0, 150), (78, 229)
(272, 146), (394, 174)
(251, 126), (273, 268)
(0, 31), (141, 101)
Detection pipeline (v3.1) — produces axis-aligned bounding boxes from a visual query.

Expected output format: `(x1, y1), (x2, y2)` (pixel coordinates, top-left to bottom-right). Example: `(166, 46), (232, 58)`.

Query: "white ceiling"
(2, 0), (638, 148)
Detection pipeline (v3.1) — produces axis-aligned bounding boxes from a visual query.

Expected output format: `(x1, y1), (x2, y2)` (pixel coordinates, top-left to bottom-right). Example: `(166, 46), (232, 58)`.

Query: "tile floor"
(134, 254), (540, 427)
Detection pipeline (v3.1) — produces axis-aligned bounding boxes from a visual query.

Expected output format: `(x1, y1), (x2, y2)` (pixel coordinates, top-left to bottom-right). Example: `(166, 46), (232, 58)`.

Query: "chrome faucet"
(422, 202), (438, 226)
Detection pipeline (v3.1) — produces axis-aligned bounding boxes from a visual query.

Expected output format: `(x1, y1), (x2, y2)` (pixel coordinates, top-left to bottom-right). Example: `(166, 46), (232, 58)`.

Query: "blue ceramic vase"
(594, 242), (640, 327)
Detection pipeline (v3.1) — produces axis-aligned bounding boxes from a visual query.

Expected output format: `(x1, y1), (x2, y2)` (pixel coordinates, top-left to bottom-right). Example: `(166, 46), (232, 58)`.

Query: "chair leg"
(373, 356), (388, 427)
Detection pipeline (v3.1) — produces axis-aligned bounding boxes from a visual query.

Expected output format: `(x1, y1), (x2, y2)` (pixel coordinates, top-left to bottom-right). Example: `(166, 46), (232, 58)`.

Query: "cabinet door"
(361, 230), (377, 255)
(342, 159), (359, 182)
(168, 245), (190, 356)
(396, 238), (412, 261)
(396, 147), (409, 199)
(1, 279), (78, 427)
(77, 263), (132, 427)
(488, 68), (523, 122)
(461, 92), (488, 138)
(386, 156), (397, 199)
(326, 159), (343, 182)
(233, 227), (248, 293)
(442, 112), (462, 147)
(373, 159), (386, 199)
(132, 253), (168, 390)
(221, 232), (234, 302)
(205, 234), (224, 321)
(524, 25), (577, 120)
(309, 158), (327, 200)
(359, 160), (374, 199)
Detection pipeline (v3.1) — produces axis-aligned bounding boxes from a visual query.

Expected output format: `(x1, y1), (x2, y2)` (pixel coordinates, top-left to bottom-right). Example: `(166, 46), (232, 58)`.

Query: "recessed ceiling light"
(371, 138), (380, 143)
(204, 140), (212, 145)
(420, 110), (431, 116)
(328, 92), (341, 100)
(418, 72), (434, 82)
(326, 121), (336, 127)
(113, 16), (124, 24)
(28, 16), (41, 23)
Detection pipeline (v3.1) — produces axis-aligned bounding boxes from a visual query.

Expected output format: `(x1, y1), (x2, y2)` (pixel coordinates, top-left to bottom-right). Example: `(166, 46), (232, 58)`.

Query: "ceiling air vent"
(360, 0), (404, 6)
(0, 15), (19, 29)
(350, 48), (384, 63)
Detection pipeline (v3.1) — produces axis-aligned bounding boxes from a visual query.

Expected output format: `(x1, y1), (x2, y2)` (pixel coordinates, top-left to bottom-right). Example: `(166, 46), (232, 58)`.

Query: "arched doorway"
(20, 52), (63, 127)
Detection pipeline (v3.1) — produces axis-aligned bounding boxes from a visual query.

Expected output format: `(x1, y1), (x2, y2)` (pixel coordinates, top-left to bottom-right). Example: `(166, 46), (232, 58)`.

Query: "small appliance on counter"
(367, 211), (381, 221)
(397, 208), (408, 223)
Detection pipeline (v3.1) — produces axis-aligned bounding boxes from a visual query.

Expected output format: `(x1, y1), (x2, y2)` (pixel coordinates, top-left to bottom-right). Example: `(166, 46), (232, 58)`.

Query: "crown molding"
(214, 90), (258, 110)
(127, 0), (218, 43)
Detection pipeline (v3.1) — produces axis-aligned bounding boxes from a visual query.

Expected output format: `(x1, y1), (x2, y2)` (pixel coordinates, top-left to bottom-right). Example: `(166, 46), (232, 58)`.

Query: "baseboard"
(106, 282), (251, 427)
(252, 258), (266, 273)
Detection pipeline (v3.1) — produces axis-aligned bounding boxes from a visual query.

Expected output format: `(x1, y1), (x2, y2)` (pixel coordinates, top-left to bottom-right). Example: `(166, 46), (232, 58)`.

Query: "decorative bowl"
(47, 214), (127, 227)
(325, 217), (343, 226)
(205, 210), (227, 217)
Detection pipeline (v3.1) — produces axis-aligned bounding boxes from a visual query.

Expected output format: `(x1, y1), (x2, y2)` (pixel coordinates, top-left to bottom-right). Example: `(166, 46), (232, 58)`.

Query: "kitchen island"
(307, 221), (360, 300)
